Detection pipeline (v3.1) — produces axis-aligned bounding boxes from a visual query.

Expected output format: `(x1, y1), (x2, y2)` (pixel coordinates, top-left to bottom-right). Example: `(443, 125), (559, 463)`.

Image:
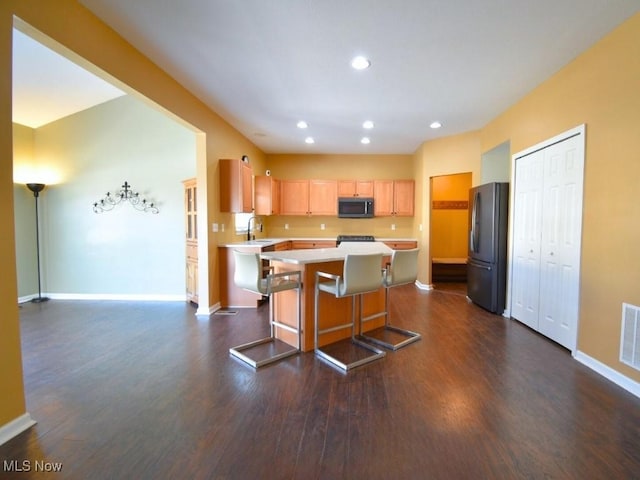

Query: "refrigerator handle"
(470, 191), (480, 253)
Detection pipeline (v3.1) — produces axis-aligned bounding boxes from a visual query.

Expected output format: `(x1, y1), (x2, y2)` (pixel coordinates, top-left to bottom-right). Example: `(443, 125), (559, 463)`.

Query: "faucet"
(247, 215), (260, 241)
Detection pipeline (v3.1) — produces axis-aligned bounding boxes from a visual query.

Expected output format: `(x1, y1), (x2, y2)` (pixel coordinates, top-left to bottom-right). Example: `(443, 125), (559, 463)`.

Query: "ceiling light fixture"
(361, 137), (371, 145)
(363, 120), (374, 129)
(351, 56), (371, 70)
(305, 137), (315, 144)
(297, 120), (308, 129)
(430, 121), (442, 129)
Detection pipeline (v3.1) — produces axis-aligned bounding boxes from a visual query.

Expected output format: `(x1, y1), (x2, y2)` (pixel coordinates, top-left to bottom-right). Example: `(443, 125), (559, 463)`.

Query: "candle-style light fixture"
(26, 183), (49, 303)
(92, 181), (159, 214)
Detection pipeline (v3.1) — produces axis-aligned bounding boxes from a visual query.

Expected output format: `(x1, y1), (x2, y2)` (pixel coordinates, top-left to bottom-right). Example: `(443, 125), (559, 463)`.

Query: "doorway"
(12, 25), (204, 305)
(430, 172), (472, 284)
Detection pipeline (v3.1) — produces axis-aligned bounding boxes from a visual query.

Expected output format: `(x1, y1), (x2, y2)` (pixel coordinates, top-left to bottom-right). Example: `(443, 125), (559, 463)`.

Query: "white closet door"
(538, 135), (584, 350)
(510, 150), (544, 330)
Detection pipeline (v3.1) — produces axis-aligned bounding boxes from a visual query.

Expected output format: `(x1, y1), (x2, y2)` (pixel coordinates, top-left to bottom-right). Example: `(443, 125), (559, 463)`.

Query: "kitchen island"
(260, 242), (393, 352)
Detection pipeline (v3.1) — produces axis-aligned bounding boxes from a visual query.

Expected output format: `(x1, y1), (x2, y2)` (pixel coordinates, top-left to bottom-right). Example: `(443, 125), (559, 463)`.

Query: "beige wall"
(480, 13), (640, 382)
(414, 130), (482, 284)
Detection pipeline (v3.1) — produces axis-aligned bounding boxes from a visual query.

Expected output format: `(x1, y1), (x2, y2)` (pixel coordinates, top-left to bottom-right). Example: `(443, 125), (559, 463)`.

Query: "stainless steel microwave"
(337, 197), (374, 218)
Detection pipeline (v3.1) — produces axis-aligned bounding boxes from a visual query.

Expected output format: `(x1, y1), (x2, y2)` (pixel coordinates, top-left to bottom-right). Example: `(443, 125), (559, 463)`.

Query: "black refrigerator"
(467, 182), (509, 314)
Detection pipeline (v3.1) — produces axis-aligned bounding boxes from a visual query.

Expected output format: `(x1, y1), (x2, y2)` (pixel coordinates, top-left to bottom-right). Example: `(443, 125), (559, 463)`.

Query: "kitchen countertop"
(219, 237), (416, 248)
(260, 241), (393, 265)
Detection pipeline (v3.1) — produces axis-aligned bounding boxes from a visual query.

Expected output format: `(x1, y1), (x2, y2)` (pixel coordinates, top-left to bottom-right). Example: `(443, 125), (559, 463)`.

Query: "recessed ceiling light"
(361, 137), (371, 144)
(351, 56), (371, 70)
(363, 120), (374, 129)
(305, 137), (315, 144)
(297, 120), (308, 129)
(430, 121), (442, 129)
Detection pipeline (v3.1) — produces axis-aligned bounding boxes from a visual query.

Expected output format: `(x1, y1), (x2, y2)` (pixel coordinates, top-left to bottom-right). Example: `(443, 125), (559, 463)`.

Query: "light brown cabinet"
(290, 240), (336, 249)
(220, 158), (252, 213)
(337, 180), (374, 197)
(254, 176), (280, 215)
(183, 178), (198, 305)
(374, 180), (415, 216)
(383, 240), (418, 250)
(280, 179), (337, 215)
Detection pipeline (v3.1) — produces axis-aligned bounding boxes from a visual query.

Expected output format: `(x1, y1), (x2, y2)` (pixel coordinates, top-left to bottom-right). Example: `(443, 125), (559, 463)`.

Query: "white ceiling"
(14, 1), (640, 153)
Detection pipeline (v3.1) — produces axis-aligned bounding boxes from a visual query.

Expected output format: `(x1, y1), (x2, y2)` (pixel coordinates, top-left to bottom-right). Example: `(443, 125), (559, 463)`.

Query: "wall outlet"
(221, 224), (225, 232)
(284, 223), (289, 230)
(419, 223), (423, 231)
(391, 224), (396, 231)
(320, 223), (325, 230)
(212, 223), (219, 233)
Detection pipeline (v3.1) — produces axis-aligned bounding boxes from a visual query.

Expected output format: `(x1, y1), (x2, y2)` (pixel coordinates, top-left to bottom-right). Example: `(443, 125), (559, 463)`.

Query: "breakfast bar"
(260, 242), (393, 352)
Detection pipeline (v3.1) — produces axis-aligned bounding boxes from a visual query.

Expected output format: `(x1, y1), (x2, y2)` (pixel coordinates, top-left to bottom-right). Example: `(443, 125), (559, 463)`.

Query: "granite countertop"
(260, 241), (393, 265)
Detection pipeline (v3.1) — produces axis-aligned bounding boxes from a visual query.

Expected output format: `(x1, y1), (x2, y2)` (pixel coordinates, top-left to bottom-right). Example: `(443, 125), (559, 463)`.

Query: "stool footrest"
(359, 325), (421, 351)
(230, 337), (298, 368)
(315, 338), (385, 371)
(360, 310), (387, 324)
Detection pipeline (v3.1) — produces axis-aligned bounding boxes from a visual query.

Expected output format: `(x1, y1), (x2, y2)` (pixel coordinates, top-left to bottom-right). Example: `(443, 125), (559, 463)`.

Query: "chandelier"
(93, 181), (159, 214)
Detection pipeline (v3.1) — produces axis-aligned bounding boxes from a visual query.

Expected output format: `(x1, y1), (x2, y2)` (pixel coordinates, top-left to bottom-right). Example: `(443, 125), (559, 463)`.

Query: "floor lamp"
(26, 183), (49, 303)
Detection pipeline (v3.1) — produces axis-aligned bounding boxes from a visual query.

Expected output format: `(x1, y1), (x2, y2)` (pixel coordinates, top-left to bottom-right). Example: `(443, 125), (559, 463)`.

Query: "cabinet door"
(241, 163), (253, 213)
(393, 180), (415, 216)
(220, 159), (253, 213)
(338, 180), (374, 197)
(183, 179), (197, 242)
(373, 180), (394, 216)
(309, 180), (337, 215)
(255, 176), (280, 215)
(537, 135), (584, 351)
(280, 180), (310, 215)
(186, 258), (198, 304)
(338, 180), (357, 197)
(510, 151), (544, 331)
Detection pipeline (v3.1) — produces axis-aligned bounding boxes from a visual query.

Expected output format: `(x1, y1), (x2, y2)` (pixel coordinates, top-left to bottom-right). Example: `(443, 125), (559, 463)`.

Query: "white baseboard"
(574, 350), (640, 399)
(415, 281), (433, 291)
(197, 302), (220, 317)
(41, 293), (186, 302)
(0, 413), (36, 447)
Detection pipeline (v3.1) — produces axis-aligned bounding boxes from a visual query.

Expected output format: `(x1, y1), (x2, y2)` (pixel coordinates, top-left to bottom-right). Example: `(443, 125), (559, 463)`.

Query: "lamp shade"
(26, 183), (46, 196)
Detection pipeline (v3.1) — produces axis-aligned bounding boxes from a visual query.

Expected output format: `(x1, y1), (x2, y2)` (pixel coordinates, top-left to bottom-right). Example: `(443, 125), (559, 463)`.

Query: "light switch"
(212, 223), (219, 233)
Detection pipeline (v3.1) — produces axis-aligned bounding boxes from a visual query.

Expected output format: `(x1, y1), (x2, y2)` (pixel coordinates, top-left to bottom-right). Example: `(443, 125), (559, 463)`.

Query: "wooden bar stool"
(229, 250), (302, 368)
(314, 253), (386, 371)
(359, 248), (422, 350)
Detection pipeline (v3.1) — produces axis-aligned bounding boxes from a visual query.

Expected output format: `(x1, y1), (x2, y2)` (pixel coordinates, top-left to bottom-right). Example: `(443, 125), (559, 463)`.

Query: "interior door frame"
(505, 125), (586, 352)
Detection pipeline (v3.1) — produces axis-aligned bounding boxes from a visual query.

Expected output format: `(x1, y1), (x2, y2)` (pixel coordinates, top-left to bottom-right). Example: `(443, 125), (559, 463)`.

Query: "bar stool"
(314, 253), (386, 371)
(360, 248), (421, 350)
(229, 250), (302, 368)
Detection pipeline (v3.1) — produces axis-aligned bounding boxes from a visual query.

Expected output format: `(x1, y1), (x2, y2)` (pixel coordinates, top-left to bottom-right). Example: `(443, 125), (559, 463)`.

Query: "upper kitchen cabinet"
(220, 158), (252, 213)
(374, 180), (415, 216)
(337, 180), (374, 197)
(255, 176), (280, 216)
(281, 179), (337, 216)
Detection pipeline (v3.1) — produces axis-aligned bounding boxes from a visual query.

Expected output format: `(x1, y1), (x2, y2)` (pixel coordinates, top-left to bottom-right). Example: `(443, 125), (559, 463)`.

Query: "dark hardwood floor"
(2, 283), (640, 479)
